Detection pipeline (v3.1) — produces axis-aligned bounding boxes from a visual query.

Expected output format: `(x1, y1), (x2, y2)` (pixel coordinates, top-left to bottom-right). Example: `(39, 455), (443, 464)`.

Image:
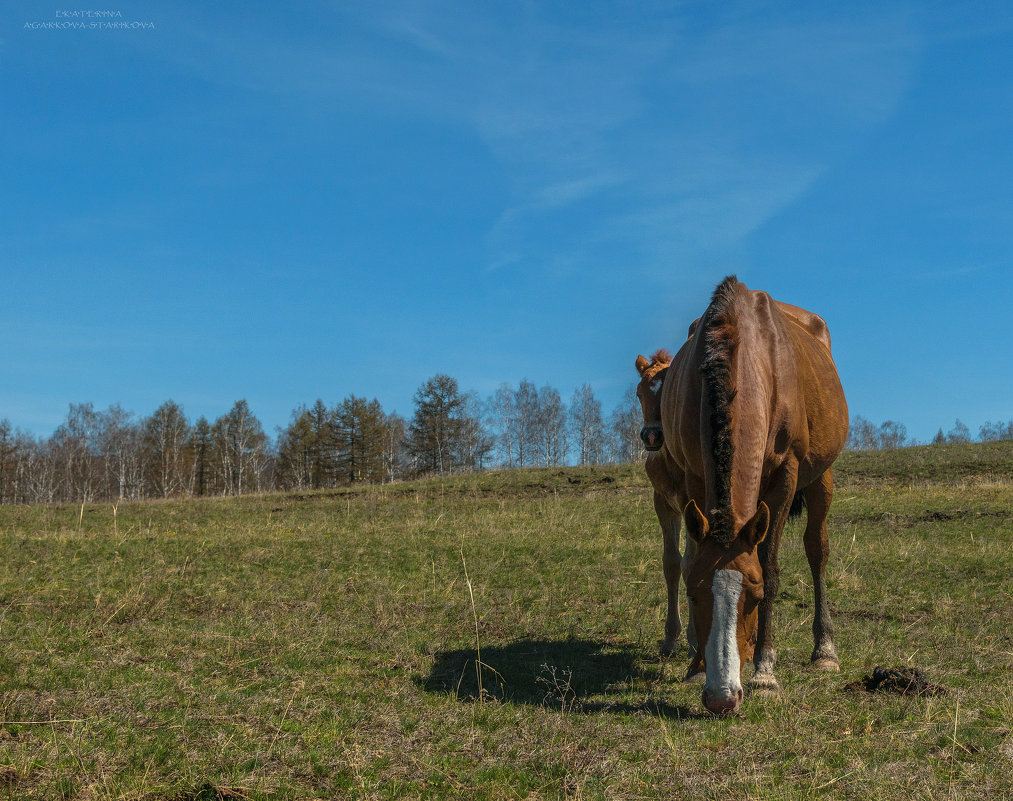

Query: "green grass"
(0, 453), (1010, 799)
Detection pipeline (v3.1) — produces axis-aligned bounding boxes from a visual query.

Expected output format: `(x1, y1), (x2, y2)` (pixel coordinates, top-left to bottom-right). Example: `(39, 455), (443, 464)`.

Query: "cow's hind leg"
(657, 491), (684, 657)
(803, 469), (839, 670)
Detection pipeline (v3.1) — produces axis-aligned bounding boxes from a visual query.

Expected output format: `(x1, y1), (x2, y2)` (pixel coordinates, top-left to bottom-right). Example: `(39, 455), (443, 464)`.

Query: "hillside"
(0, 443), (1009, 799)
(835, 439), (1013, 488)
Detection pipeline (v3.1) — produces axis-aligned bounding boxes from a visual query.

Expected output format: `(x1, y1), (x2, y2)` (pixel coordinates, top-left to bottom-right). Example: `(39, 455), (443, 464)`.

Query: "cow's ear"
(740, 502), (769, 550)
(635, 354), (650, 376)
(683, 500), (710, 544)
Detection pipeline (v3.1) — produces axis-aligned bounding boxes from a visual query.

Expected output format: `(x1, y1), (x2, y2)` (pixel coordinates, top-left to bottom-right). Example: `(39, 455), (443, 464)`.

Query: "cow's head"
(683, 500), (770, 715)
(634, 350), (672, 451)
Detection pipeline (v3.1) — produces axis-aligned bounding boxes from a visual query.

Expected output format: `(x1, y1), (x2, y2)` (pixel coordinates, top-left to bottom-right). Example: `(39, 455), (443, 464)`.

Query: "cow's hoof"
(749, 672), (780, 694)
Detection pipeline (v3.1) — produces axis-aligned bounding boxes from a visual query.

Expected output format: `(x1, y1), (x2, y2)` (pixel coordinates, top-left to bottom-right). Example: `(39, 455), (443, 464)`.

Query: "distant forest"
(0, 375), (643, 505)
(1, 376), (1010, 505)
(846, 416), (1013, 451)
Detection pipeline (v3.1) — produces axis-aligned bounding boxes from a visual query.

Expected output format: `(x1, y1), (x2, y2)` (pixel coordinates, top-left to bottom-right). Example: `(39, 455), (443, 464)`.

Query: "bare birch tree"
(608, 385), (643, 464)
(99, 404), (142, 500)
(213, 400), (267, 495)
(569, 384), (605, 466)
(51, 403), (102, 502)
(143, 400), (190, 498)
(382, 412), (408, 482)
(533, 385), (567, 466)
(0, 420), (13, 505)
(456, 392), (494, 471)
(488, 383), (517, 468)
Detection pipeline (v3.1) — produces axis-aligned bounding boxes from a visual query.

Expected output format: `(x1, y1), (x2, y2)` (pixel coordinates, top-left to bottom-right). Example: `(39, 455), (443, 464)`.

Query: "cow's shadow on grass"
(419, 638), (703, 719)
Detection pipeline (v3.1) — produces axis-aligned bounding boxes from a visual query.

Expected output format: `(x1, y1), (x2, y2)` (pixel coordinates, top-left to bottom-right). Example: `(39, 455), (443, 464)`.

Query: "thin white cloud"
(532, 173), (629, 211)
(380, 16), (454, 59)
(130, 2), (922, 278)
(671, 13), (921, 130)
(612, 161), (826, 260)
(458, 5), (921, 276)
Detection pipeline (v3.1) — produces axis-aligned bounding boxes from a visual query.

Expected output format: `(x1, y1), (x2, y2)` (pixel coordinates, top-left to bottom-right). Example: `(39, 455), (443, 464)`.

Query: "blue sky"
(4, 1), (1013, 444)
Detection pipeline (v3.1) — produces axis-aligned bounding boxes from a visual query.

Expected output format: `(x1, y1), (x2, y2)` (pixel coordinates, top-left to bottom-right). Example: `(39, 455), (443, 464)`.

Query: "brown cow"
(635, 276), (848, 714)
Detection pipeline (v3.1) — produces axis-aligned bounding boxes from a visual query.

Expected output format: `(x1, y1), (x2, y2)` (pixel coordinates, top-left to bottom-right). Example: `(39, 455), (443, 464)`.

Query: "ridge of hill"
(835, 439), (1013, 487)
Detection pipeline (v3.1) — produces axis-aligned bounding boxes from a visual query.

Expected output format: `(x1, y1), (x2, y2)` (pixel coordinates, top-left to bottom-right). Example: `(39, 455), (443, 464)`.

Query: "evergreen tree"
(188, 416), (214, 497)
(276, 407), (316, 490)
(307, 399), (335, 489)
(408, 374), (465, 475)
(334, 395), (388, 484)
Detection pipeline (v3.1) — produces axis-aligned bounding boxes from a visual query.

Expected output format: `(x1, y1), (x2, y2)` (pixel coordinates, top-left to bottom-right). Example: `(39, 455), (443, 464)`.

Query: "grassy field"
(0, 444), (1011, 799)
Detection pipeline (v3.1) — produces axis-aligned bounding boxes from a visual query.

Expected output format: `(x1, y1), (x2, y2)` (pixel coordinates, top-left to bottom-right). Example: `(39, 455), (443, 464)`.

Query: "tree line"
(0, 375), (645, 505)
(6, 378), (1004, 504)
(846, 416), (1013, 451)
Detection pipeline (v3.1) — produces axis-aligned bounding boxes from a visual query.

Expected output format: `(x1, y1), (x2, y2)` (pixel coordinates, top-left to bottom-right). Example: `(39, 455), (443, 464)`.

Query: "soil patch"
(844, 666), (946, 697)
(173, 784), (251, 801)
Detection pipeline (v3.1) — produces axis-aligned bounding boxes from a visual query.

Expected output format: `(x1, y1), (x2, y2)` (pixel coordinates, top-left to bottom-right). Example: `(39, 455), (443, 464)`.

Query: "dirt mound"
(844, 666), (946, 697)
(173, 784), (250, 801)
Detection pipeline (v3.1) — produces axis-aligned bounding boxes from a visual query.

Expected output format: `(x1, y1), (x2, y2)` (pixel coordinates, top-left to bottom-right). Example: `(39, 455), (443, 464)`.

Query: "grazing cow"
(634, 348), (694, 661)
(634, 276), (848, 714)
